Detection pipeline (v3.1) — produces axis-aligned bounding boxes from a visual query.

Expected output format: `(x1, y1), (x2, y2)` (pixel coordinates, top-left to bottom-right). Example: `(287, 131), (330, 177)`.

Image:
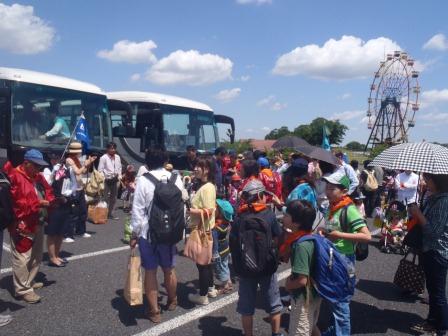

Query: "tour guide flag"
(322, 125), (330, 151)
(75, 114), (90, 152)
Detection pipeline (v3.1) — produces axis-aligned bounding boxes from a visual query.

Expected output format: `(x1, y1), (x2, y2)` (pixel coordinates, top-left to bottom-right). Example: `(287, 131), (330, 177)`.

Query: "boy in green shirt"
(320, 172), (371, 336)
(283, 200), (321, 336)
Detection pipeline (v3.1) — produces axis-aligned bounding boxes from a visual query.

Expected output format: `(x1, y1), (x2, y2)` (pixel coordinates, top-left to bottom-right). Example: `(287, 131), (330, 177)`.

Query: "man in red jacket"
(258, 157), (282, 204)
(3, 149), (55, 303)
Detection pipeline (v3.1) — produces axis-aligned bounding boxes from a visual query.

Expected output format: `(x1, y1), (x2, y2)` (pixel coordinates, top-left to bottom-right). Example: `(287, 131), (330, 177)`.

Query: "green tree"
(293, 118), (348, 146)
(264, 126), (291, 140)
(345, 141), (365, 151)
(222, 139), (253, 153)
(368, 143), (390, 159)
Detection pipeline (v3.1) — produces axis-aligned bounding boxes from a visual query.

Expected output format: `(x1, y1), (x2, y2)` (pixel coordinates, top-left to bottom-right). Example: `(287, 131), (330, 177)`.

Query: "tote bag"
(124, 249), (143, 306)
(184, 210), (213, 265)
(393, 252), (425, 294)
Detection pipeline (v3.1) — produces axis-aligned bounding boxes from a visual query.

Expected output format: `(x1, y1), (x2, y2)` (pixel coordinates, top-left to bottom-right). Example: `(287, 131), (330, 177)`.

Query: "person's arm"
(285, 274), (308, 291)
(44, 120), (63, 137)
(174, 174), (189, 201)
(326, 225), (371, 243)
(347, 165), (359, 194)
(117, 156), (122, 180)
(130, 178), (152, 247)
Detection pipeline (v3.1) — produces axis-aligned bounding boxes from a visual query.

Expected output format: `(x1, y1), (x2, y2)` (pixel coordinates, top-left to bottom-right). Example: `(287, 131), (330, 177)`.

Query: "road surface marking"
(133, 268), (291, 336)
(0, 245), (129, 274)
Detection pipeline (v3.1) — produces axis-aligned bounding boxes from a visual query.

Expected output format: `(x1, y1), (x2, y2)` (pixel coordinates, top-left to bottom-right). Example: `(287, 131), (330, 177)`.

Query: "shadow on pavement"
(317, 299), (423, 335)
(356, 279), (419, 303)
(0, 298), (25, 313)
(111, 289), (147, 327)
(197, 316), (242, 336)
(0, 272), (55, 297)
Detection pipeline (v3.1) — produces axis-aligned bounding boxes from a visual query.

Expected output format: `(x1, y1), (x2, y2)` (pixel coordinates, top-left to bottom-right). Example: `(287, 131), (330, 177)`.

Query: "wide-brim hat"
(68, 142), (83, 154)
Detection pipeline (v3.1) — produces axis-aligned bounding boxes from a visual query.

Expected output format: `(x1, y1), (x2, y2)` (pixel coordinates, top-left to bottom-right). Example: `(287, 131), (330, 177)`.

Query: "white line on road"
(133, 268), (291, 336)
(0, 245), (129, 274)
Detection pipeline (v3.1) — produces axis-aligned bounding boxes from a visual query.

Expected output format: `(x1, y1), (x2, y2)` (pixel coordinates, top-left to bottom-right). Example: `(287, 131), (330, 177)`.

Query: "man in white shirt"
(98, 142), (122, 219)
(335, 151), (359, 195)
(130, 146), (187, 324)
(395, 170), (419, 204)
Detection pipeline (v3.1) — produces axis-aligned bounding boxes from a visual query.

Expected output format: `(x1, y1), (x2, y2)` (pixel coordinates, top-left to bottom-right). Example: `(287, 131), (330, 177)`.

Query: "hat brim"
(322, 176), (347, 189)
(27, 158), (49, 166)
(68, 149), (82, 154)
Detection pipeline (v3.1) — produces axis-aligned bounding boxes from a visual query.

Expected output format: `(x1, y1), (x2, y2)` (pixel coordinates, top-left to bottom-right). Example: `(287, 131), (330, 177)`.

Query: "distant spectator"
(335, 151), (359, 195)
(395, 170), (419, 205)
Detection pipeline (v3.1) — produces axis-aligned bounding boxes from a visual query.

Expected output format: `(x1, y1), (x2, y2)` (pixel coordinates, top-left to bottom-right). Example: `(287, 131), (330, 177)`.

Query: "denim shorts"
(237, 273), (283, 316)
(138, 237), (176, 270)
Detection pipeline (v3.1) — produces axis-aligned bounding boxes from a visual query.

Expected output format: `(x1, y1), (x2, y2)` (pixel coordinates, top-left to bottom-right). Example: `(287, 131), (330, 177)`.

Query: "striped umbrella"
(370, 142), (448, 174)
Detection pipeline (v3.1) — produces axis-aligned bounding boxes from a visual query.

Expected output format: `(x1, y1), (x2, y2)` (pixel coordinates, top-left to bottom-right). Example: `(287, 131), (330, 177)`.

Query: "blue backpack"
(295, 234), (355, 303)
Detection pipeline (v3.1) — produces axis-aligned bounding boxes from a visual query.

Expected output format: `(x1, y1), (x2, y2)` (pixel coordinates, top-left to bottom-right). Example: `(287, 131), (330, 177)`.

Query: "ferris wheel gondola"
(365, 51), (420, 150)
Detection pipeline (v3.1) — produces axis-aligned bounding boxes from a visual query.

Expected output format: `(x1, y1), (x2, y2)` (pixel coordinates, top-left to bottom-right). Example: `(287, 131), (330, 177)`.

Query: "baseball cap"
(24, 149), (49, 166)
(322, 171), (350, 190)
(242, 179), (266, 199)
(291, 158), (308, 169)
(257, 157), (270, 168)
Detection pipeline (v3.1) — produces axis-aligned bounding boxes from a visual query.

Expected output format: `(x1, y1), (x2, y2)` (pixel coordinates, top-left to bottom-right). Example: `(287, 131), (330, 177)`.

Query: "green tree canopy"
(345, 141), (365, 151)
(264, 126), (291, 140)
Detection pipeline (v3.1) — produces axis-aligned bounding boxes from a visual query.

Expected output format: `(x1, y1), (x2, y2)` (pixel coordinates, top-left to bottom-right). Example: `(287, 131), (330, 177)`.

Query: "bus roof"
(0, 67), (104, 94)
(107, 91), (213, 112)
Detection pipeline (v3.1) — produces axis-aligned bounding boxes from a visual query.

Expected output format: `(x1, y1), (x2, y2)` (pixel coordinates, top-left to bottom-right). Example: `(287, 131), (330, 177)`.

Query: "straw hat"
(68, 142), (83, 154)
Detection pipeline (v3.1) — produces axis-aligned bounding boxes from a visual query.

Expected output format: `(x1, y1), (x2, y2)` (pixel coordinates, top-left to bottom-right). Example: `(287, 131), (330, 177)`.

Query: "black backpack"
(340, 205), (369, 261)
(0, 171), (14, 230)
(144, 172), (185, 245)
(230, 211), (279, 277)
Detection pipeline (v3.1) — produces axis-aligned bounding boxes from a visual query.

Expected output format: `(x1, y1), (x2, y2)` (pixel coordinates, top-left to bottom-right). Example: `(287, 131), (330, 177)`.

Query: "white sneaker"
(82, 233), (91, 238)
(0, 314), (12, 327)
(207, 288), (218, 298)
(188, 293), (209, 305)
(63, 238), (75, 243)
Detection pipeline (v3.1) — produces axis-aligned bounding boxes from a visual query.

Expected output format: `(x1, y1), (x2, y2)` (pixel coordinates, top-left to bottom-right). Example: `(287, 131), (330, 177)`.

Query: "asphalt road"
(0, 210), (440, 336)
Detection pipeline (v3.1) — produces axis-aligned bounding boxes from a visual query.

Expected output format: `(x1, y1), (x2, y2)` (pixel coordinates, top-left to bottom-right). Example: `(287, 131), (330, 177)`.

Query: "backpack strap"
(339, 206), (349, 233)
(169, 172), (178, 185)
(144, 172), (160, 186)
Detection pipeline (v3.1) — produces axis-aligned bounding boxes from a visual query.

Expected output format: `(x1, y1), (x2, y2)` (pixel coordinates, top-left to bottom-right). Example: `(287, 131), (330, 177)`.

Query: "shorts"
(289, 295), (322, 336)
(138, 237), (176, 270)
(237, 273), (283, 316)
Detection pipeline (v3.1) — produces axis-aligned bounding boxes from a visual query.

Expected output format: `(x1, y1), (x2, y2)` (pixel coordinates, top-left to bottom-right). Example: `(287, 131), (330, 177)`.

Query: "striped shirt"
(422, 192), (448, 260)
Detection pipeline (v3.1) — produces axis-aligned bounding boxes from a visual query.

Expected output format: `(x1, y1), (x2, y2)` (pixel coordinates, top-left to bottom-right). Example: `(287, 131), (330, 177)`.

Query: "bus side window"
(0, 88), (10, 146)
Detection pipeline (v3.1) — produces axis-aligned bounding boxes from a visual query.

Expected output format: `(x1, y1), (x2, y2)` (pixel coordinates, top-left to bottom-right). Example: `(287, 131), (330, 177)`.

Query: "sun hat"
(68, 142), (83, 154)
(24, 149), (48, 166)
(257, 157), (270, 168)
(237, 153), (244, 160)
(322, 171), (350, 190)
(216, 199), (234, 221)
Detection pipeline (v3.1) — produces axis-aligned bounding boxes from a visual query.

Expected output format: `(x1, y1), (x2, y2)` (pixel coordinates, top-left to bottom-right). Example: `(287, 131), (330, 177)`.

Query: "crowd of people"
(0, 143), (447, 336)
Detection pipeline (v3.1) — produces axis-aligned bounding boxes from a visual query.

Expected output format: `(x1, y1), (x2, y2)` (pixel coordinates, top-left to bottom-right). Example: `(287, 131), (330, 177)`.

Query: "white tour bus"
(107, 91), (235, 169)
(0, 67), (112, 166)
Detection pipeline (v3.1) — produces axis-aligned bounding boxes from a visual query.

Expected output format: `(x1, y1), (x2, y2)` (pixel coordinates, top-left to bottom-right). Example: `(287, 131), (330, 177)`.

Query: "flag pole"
(60, 111), (84, 161)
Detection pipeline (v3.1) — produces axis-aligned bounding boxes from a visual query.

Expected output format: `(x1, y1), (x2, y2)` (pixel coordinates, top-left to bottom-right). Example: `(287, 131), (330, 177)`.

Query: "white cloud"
(0, 3), (55, 54)
(214, 88), (241, 102)
(331, 110), (364, 121)
(339, 93), (352, 100)
(246, 128), (255, 133)
(257, 95), (287, 111)
(130, 73), (141, 82)
(421, 89), (448, 106)
(423, 34), (448, 51)
(261, 126), (271, 132)
(146, 50), (233, 86)
(360, 116), (370, 124)
(97, 40), (157, 64)
(273, 35), (402, 80)
(236, 0), (272, 5)
(419, 112), (448, 123)
(240, 75), (250, 82)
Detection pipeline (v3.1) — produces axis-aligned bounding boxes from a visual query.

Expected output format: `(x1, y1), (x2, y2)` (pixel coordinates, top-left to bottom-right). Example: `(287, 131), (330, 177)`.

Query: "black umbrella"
(295, 145), (339, 166)
(272, 136), (311, 150)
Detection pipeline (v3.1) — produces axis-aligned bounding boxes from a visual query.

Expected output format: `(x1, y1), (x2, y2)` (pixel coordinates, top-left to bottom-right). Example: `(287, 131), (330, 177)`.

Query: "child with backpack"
(320, 172), (372, 336)
(283, 200), (321, 336)
(213, 199), (234, 294)
(230, 179), (283, 336)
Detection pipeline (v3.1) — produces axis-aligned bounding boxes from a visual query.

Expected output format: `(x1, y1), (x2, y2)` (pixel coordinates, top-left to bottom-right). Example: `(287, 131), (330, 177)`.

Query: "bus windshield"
(130, 103), (219, 153)
(11, 81), (110, 150)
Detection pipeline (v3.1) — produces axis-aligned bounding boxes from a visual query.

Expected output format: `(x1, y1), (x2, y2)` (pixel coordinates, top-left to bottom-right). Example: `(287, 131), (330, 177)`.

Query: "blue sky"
(1, 0), (448, 144)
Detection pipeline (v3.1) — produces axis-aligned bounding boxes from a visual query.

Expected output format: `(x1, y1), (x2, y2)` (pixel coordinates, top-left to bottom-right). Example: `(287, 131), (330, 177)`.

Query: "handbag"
(88, 201), (108, 224)
(393, 252), (425, 294)
(184, 210), (213, 265)
(124, 249), (143, 306)
(86, 168), (105, 197)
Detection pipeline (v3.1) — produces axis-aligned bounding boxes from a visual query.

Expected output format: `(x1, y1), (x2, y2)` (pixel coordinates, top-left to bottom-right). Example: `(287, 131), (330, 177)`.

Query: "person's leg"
(289, 296), (311, 336)
(104, 181), (112, 217)
(423, 252), (437, 325)
(260, 274), (282, 335)
(108, 182), (119, 217)
(331, 300), (351, 336)
(47, 235), (59, 264)
(10, 234), (33, 297)
(144, 269), (159, 313)
(163, 267), (177, 304)
(196, 264), (209, 296)
(27, 226), (44, 286)
(75, 191), (87, 235)
(425, 252), (448, 332)
(0, 230), (12, 326)
(55, 236), (64, 262)
(242, 315), (254, 336)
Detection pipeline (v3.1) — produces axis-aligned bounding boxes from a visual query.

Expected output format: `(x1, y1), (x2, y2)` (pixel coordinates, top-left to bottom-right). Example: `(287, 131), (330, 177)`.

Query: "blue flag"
(322, 125), (331, 151)
(75, 114), (90, 153)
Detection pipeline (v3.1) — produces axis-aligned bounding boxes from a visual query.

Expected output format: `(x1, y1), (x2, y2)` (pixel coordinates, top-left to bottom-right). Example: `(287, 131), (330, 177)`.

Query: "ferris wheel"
(365, 50), (420, 150)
